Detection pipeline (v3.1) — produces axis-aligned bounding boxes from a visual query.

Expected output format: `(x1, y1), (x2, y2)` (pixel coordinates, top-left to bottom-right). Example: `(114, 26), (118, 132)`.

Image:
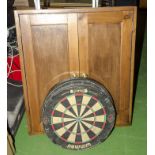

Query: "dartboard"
(42, 78), (116, 150)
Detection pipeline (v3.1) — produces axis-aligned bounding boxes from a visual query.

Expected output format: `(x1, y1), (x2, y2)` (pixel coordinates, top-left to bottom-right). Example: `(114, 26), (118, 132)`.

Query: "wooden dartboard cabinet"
(15, 7), (137, 135)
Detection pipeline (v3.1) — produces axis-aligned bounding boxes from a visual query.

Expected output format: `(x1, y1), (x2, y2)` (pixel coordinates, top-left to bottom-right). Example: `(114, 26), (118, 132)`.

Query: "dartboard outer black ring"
(42, 78), (116, 150)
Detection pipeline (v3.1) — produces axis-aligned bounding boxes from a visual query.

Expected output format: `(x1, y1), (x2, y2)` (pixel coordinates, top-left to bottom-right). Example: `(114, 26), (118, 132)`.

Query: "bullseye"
(76, 117), (82, 122)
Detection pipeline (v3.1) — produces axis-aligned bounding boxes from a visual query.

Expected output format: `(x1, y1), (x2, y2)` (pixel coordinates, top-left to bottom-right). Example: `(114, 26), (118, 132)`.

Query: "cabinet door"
(17, 13), (79, 133)
(78, 9), (136, 125)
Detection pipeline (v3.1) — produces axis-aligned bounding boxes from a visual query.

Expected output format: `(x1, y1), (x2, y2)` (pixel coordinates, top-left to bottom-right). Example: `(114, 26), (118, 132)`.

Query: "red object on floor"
(7, 55), (22, 81)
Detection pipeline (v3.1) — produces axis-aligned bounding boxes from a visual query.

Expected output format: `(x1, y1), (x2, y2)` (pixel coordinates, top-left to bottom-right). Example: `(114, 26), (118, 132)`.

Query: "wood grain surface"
(15, 7), (137, 134)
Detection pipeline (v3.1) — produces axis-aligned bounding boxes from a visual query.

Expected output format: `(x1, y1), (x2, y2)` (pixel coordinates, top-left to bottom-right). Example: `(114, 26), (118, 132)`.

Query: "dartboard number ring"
(42, 78), (116, 150)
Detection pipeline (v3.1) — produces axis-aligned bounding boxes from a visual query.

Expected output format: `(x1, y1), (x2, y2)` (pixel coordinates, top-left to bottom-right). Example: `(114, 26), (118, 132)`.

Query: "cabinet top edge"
(14, 6), (137, 15)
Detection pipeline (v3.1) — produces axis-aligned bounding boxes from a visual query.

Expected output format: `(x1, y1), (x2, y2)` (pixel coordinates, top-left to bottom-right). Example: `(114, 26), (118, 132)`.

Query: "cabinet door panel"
(18, 13), (79, 133)
(78, 10), (136, 125)
(31, 24), (69, 105)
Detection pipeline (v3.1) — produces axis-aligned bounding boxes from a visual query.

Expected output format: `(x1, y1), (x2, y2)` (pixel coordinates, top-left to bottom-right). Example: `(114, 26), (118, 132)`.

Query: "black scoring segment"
(75, 95), (83, 116)
(61, 98), (77, 117)
(75, 123), (82, 143)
